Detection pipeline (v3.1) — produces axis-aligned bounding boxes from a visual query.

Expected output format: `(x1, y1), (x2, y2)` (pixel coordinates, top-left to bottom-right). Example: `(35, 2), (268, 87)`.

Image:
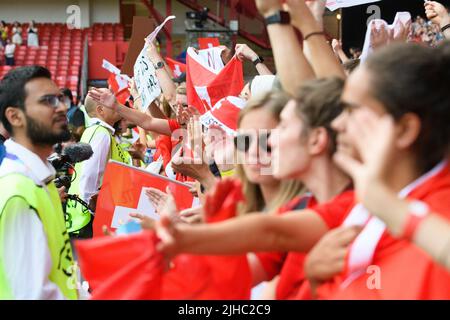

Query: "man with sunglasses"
(0, 66), (78, 299)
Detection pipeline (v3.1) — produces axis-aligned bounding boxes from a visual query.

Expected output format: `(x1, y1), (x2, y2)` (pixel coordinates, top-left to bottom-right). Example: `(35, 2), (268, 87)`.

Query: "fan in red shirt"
(304, 43), (450, 300)
(156, 78), (356, 300)
(156, 44), (450, 300)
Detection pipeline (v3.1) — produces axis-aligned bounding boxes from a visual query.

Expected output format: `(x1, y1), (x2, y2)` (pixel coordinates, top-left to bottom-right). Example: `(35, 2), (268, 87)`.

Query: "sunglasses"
(234, 132), (272, 153)
(38, 94), (67, 108)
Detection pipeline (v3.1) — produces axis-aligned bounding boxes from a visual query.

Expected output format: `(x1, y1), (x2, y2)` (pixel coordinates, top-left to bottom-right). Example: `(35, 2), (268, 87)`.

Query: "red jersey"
(317, 162), (450, 300)
(277, 190), (355, 300)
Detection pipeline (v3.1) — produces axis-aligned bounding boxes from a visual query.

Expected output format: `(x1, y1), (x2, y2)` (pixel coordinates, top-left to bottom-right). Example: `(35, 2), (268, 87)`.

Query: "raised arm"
(255, 0), (315, 96)
(425, 1), (450, 39)
(88, 88), (172, 136)
(147, 42), (177, 105)
(157, 208), (329, 257)
(288, 0), (346, 79)
(235, 43), (273, 75)
(332, 39), (350, 64)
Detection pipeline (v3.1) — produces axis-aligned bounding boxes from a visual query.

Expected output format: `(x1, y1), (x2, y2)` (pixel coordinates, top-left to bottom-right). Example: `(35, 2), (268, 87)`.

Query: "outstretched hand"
(145, 187), (169, 215)
(88, 88), (118, 110)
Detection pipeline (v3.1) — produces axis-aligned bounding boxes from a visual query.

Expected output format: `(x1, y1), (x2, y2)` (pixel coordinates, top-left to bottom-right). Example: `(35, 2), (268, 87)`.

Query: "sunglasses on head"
(234, 132), (272, 153)
(38, 94), (67, 108)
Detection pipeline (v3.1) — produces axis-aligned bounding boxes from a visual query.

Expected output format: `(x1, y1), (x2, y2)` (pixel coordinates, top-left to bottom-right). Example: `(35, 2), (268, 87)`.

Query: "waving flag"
(93, 161), (194, 237)
(198, 37), (220, 50)
(186, 47), (244, 114)
(76, 231), (164, 300)
(165, 57), (186, 77)
(103, 59), (131, 105)
(76, 178), (252, 300)
(200, 96), (247, 136)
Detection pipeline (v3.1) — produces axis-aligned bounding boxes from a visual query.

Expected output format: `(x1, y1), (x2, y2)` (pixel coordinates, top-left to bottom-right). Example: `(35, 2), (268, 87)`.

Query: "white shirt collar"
(89, 118), (115, 134)
(4, 139), (56, 184)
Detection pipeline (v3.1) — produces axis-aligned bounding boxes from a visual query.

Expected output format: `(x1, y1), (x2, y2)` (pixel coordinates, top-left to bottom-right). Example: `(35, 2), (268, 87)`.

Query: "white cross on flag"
(200, 96), (247, 135)
(186, 47), (244, 114)
(93, 161), (195, 237)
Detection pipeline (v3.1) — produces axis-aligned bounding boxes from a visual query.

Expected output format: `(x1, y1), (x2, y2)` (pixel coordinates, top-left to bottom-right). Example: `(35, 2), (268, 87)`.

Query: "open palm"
(88, 88), (117, 109)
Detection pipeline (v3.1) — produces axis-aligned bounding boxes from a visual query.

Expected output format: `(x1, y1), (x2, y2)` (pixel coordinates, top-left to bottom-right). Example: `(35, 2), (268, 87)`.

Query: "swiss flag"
(200, 96), (247, 135)
(93, 161), (194, 237)
(186, 47), (244, 114)
(165, 57), (186, 77)
(108, 73), (130, 105)
(198, 37), (220, 50)
(77, 178), (252, 300)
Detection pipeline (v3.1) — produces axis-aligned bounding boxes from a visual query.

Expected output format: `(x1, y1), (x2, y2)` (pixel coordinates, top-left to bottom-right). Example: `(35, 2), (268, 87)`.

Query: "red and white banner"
(186, 47), (244, 114)
(198, 37), (220, 50)
(200, 96), (247, 135)
(93, 161), (194, 237)
(76, 179), (252, 300)
(103, 59), (131, 105)
(165, 57), (186, 77)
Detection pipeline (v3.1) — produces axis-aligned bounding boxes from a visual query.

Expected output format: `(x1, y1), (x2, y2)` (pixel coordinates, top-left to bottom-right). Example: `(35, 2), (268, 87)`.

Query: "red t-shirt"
(317, 163), (450, 300)
(168, 119), (181, 132)
(152, 119), (181, 169)
(255, 196), (311, 281)
(276, 190), (355, 300)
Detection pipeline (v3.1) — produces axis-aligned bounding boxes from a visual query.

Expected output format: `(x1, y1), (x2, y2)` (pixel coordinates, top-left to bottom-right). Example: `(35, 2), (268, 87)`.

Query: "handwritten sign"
(133, 16), (176, 111)
(133, 47), (161, 111)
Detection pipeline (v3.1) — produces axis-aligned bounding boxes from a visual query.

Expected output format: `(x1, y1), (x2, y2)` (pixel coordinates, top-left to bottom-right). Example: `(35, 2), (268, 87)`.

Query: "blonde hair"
(236, 91), (304, 214)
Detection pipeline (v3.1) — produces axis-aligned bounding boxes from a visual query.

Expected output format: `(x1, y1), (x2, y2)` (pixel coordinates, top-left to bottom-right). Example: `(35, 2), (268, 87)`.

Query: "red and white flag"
(107, 73), (130, 105)
(93, 161), (194, 237)
(198, 37), (220, 50)
(77, 179), (252, 300)
(103, 59), (131, 105)
(165, 57), (186, 77)
(200, 96), (247, 135)
(186, 47), (244, 114)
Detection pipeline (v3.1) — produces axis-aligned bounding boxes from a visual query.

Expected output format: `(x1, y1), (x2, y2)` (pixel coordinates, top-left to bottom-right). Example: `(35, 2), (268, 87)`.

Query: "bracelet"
(441, 24), (450, 33)
(303, 31), (326, 41)
(400, 200), (429, 241)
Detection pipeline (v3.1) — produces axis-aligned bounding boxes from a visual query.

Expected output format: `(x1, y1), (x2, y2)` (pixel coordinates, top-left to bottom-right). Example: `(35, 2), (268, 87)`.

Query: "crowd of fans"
(0, 0), (450, 300)
(0, 20), (39, 66)
(410, 15), (445, 46)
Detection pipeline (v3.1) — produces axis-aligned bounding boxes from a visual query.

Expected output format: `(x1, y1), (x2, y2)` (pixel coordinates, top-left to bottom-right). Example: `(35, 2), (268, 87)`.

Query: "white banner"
(326, 0), (381, 11)
(133, 15), (176, 111)
(145, 15), (176, 44)
(133, 46), (161, 111)
(360, 12), (411, 62)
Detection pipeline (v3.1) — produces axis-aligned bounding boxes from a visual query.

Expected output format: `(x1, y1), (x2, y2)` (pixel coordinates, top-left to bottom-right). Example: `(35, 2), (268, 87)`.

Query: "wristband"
(441, 24), (450, 33)
(252, 56), (264, 66)
(304, 31), (326, 41)
(400, 200), (429, 241)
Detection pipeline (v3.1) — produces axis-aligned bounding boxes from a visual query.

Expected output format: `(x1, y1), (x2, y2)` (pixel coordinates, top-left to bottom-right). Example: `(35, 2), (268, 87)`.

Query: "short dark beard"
(26, 114), (71, 146)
